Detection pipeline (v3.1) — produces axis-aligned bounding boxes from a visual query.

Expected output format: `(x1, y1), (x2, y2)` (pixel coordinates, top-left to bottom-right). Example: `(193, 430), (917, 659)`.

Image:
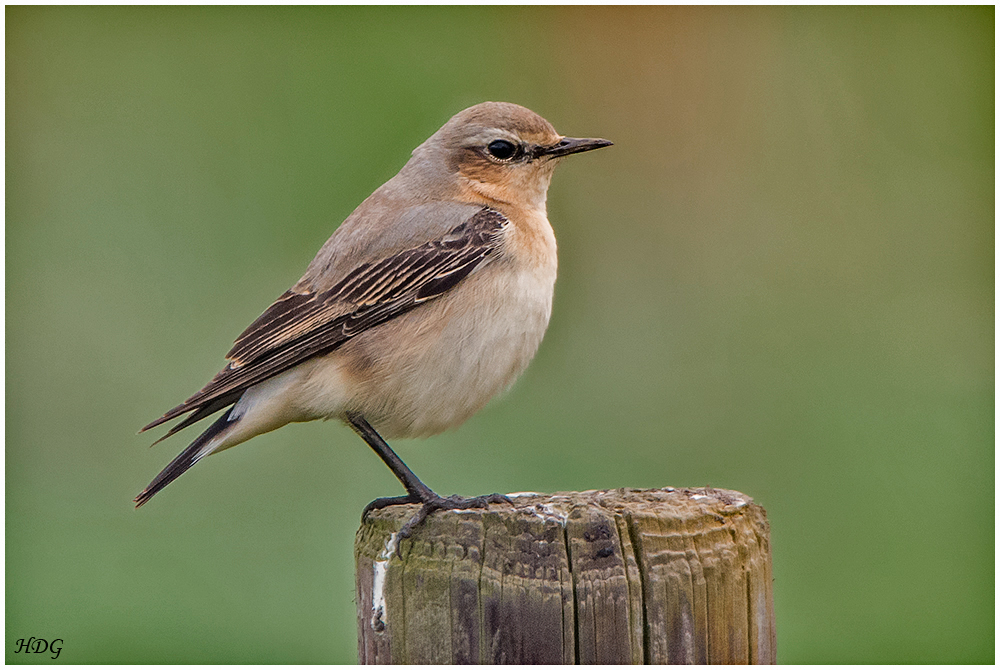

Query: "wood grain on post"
(355, 487), (776, 664)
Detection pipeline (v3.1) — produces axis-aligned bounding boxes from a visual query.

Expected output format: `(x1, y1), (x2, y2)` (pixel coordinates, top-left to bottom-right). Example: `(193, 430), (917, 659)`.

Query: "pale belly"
(298, 254), (556, 438)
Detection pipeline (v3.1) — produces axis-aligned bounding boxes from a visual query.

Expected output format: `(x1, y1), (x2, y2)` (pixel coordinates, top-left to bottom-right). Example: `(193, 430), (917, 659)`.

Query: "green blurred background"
(7, 6), (993, 664)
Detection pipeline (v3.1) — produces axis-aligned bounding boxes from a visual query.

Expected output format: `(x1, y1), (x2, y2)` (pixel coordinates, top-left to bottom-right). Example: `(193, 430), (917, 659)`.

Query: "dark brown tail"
(134, 408), (235, 508)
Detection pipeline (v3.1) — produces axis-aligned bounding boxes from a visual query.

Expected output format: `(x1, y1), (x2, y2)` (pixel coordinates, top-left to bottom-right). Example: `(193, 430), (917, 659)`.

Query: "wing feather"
(141, 207), (508, 433)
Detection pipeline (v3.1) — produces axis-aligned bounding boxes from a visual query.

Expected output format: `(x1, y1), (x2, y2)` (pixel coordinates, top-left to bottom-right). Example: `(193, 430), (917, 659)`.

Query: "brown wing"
(141, 207), (508, 433)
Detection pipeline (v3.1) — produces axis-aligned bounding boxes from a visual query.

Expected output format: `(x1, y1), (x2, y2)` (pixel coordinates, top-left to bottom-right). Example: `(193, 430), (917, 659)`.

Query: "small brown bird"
(136, 101), (611, 537)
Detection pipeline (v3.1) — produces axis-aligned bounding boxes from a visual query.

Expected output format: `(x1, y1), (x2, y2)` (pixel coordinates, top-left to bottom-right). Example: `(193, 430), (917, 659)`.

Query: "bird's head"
(411, 101), (612, 211)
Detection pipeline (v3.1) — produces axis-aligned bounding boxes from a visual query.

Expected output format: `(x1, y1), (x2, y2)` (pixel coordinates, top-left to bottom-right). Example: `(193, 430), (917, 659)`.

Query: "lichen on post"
(355, 487), (776, 664)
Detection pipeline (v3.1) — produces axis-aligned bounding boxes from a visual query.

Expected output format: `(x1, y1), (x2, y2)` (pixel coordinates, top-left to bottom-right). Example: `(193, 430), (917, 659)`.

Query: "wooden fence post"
(355, 487), (776, 664)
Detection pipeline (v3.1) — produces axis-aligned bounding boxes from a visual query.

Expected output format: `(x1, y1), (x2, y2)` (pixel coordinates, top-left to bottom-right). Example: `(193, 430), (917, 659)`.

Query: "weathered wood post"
(355, 487), (775, 664)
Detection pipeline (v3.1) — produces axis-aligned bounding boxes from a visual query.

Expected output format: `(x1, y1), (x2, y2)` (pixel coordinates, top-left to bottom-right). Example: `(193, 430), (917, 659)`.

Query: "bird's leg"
(346, 413), (512, 541)
(346, 413), (435, 503)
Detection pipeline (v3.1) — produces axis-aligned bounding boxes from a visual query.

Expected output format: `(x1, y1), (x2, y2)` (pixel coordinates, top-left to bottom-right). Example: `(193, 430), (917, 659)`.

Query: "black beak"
(540, 137), (613, 158)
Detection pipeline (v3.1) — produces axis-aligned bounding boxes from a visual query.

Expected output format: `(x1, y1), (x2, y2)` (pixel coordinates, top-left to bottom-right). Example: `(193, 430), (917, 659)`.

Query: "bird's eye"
(487, 139), (519, 160)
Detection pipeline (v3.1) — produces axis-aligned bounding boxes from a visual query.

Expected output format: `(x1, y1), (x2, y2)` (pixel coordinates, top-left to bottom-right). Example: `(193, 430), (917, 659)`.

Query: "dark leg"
(347, 412), (512, 540)
(347, 413), (435, 501)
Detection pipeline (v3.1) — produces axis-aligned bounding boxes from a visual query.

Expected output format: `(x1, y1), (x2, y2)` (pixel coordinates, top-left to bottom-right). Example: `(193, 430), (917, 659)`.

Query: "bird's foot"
(362, 494), (419, 519)
(363, 491), (513, 551)
(397, 492), (513, 540)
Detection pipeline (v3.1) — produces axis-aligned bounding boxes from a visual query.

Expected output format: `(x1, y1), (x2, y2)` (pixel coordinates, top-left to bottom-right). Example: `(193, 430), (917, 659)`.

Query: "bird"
(135, 101), (611, 538)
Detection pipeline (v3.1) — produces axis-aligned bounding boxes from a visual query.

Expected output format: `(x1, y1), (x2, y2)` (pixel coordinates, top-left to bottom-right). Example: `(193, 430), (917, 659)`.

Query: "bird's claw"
(397, 492), (513, 539)
(363, 491), (514, 554)
(361, 494), (419, 520)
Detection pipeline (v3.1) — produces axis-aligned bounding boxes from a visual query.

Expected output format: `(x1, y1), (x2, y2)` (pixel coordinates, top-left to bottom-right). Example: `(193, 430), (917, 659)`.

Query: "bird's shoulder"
(298, 197), (489, 293)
